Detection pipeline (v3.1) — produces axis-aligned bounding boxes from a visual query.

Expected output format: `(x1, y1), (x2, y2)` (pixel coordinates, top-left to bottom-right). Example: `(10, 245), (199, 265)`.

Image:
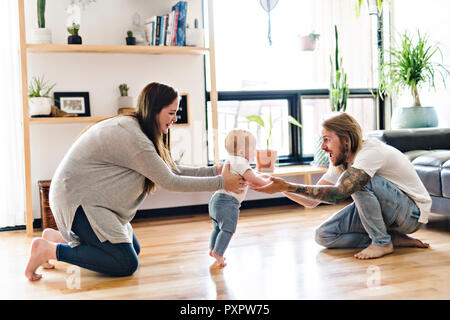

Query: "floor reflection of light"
(300, 239), (322, 298)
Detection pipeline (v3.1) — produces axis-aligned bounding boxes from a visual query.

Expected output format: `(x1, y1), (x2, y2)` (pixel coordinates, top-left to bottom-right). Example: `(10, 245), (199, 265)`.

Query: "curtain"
(0, 1), (26, 228)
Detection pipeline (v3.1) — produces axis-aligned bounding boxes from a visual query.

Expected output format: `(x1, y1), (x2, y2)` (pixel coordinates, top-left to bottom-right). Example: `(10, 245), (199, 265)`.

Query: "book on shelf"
(144, 1), (188, 47)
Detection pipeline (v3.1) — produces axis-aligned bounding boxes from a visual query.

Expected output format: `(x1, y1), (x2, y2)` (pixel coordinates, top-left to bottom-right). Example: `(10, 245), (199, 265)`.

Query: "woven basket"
(38, 180), (58, 230)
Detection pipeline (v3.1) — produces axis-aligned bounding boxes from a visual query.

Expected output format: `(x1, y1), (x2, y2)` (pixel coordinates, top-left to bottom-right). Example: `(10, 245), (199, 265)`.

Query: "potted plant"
(246, 114), (301, 173)
(379, 30), (450, 128)
(117, 83), (134, 114)
(31, 0), (52, 44)
(67, 22), (82, 44)
(300, 32), (320, 51)
(126, 30), (136, 45)
(28, 75), (56, 117)
(330, 25), (349, 112)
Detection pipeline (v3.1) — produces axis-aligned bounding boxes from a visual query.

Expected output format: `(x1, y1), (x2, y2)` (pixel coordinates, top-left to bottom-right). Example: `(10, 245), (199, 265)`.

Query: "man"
(253, 112), (430, 259)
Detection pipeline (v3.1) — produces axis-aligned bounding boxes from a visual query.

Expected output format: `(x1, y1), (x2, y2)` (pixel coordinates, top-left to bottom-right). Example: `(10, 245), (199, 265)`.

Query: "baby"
(209, 129), (271, 267)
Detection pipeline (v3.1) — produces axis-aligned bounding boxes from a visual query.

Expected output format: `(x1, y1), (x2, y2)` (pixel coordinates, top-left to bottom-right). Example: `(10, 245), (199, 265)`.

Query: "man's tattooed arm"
(287, 167), (371, 204)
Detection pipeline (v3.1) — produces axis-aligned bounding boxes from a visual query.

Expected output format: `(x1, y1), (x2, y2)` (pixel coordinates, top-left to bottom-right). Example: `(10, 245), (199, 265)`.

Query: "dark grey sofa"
(367, 127), (450, 215)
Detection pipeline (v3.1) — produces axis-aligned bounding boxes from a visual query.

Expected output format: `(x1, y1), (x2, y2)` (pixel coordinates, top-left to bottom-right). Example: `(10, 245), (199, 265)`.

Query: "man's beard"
(332, 144), (349, 168)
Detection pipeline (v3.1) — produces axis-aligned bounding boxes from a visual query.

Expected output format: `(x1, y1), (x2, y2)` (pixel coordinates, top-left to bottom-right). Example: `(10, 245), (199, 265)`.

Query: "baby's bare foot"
(354, 243), (394, 260)
(25, 238), (57, 281)
(211, 251), (227, 267)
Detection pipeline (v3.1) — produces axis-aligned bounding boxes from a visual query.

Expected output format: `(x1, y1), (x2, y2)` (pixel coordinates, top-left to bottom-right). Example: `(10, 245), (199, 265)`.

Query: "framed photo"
(174, 93), (189, 125)
(54, 92), (90, 116)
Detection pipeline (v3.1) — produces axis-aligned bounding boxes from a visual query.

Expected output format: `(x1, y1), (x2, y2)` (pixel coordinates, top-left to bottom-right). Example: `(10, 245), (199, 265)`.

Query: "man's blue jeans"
(315, 175), (421, 248)
(56, 206), (140, 277)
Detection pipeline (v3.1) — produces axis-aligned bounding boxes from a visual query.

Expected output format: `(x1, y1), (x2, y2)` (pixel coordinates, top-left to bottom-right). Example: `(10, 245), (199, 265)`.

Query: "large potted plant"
(246, 114), (301, 173)
(28, 75), (56, 117)
(31, 0), (52, 44)
(314, 25), (349, 167)
(379, 31), (450, 128)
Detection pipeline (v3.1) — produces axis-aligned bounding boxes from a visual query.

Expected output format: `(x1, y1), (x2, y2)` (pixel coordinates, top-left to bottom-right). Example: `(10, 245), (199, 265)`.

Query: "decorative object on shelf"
(126, 30), (136, 45)
(259, 0), (280, 46)
(299, 32), (320, 51)
(67, 22), (82, 44)
(50, 106), (77, 117)
(54, 92), (90, 117)
(38, 180), (58, 230)
(379, 30), (450, 129)
(117, 83), (134, 113)
(129, 12), (146, 45)
(186, 18), (204, 47)
(28, 75), (55, 117)
(175, 94), (189, 125)
(31, 0), (52, 44)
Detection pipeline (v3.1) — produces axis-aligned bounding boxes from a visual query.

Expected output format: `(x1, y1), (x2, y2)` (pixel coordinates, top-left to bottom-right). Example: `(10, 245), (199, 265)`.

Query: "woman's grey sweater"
(49, 116), (224, 247)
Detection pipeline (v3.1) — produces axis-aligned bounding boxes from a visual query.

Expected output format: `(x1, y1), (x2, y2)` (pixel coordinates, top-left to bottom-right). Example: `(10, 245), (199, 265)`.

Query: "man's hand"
(250, 176), (292, 194)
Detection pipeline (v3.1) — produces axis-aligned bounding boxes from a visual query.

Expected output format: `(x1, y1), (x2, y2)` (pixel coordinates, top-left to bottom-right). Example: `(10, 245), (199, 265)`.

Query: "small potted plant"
(300, 32), (320, 51)
(28, 75), (56, 117)
(379, 30), (450, 128)
(31, 0), (52, 44)
(117, 83), (134, 114)
(67, 22), (82, 44)
(246, 114), (301, 172)
(126, 30), (136, 45)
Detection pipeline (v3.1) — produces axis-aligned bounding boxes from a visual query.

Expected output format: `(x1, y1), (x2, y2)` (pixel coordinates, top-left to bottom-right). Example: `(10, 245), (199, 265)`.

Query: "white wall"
(24, 0), (296, 219)
(390, 0), (450, 128)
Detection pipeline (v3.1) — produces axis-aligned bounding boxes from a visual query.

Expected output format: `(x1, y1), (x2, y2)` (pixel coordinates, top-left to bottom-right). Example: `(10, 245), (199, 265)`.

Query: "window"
(206, 0), (382, 164)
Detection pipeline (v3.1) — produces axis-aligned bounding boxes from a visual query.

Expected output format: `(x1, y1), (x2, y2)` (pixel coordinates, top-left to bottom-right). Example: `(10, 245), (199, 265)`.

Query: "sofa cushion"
(443, 159), (450, 198)
(412, 150), (450, 197)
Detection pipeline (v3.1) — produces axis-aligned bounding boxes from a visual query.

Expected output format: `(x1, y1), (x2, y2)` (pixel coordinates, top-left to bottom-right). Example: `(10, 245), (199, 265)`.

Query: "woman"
(25, 82), (245, 281)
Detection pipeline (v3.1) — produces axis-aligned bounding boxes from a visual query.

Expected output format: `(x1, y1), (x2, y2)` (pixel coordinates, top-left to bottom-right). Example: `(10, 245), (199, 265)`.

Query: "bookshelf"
(18, 0), (220, 236)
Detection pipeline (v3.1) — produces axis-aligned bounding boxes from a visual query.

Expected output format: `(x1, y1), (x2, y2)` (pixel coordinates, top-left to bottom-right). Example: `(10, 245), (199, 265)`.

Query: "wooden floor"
(1, 203), (450, 300)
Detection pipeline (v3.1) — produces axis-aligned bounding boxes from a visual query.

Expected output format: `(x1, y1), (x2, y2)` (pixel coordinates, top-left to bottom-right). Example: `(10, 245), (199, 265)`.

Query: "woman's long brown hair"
(80, 82), (179, 194)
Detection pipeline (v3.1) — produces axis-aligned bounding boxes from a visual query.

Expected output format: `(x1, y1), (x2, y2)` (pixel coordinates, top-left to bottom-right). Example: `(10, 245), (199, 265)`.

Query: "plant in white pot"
(117, 83), (134, 114)
(246, 114), (301, 173)
(379, 30), (450, 128)
(28, 75), (56, 117)
(31, 0), (52, 44)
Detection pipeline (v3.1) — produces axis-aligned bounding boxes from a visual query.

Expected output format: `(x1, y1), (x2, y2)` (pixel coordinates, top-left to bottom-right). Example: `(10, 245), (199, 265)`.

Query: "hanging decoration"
(259, 0), (279, 46)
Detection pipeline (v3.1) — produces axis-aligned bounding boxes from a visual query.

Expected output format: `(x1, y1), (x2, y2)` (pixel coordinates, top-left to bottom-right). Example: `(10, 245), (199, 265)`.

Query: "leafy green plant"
(37, 0), (46, 28)
(246, 114), (301, 150)
(67, 22), (80, 36)
(127, 30), (133, 38)
(378, 30), (450, 106)
(330, 25), (349, 112)
(28, 75), (55, 98)
(354, 0), (384, 17)
(119, 83), (129, 97)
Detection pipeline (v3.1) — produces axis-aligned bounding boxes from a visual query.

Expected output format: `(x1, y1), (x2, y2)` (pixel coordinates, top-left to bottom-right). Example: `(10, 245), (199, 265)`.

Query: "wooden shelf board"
(26, 44), (209, 55)
(29, 116), (109, 124)
(272, 165), (328, 177)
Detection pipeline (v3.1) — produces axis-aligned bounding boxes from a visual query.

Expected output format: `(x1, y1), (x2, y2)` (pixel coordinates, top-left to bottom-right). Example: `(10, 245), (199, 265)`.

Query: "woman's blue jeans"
(315, 175), (421, 248)
(56, 206), (140, 277)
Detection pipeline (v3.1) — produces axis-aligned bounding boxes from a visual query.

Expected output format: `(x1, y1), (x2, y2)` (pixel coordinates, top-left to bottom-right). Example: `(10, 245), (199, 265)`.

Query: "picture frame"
(54, 92), (90, 116)
(174, 93), (189, 125)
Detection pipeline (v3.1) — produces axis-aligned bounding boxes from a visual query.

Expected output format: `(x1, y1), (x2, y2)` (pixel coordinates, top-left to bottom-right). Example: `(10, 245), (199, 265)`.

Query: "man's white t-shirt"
(321, 138), (432, 223)
(215, 155), (250, 203)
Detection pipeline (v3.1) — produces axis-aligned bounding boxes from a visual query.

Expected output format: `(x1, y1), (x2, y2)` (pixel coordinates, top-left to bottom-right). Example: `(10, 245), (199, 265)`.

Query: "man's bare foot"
(391, 231), (429, 248)
(25, 238), (57, 281)
(354, 243), (394, 260)
(41, 229), (66, 269)
(211, 251), (227, 267)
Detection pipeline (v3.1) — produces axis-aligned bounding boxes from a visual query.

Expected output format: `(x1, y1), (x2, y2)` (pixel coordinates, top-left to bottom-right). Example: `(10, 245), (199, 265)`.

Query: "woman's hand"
(250, 176), (292, 194)
(216, 162), (224, 175)
(221, 162), (247, 194)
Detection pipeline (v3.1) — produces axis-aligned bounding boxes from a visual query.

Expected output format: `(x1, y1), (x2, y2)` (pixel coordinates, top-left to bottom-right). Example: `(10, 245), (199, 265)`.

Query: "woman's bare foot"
(25, 238), (57, 281)
(354, 242), (394, 260)
(391, 231), (429, 248)
(211, 251), (227, 267)
(41, 228), (66, 269)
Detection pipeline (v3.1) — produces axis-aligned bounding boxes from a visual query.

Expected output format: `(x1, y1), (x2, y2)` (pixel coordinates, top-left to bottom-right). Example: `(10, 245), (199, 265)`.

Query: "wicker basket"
(38, 180), (58, 230)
